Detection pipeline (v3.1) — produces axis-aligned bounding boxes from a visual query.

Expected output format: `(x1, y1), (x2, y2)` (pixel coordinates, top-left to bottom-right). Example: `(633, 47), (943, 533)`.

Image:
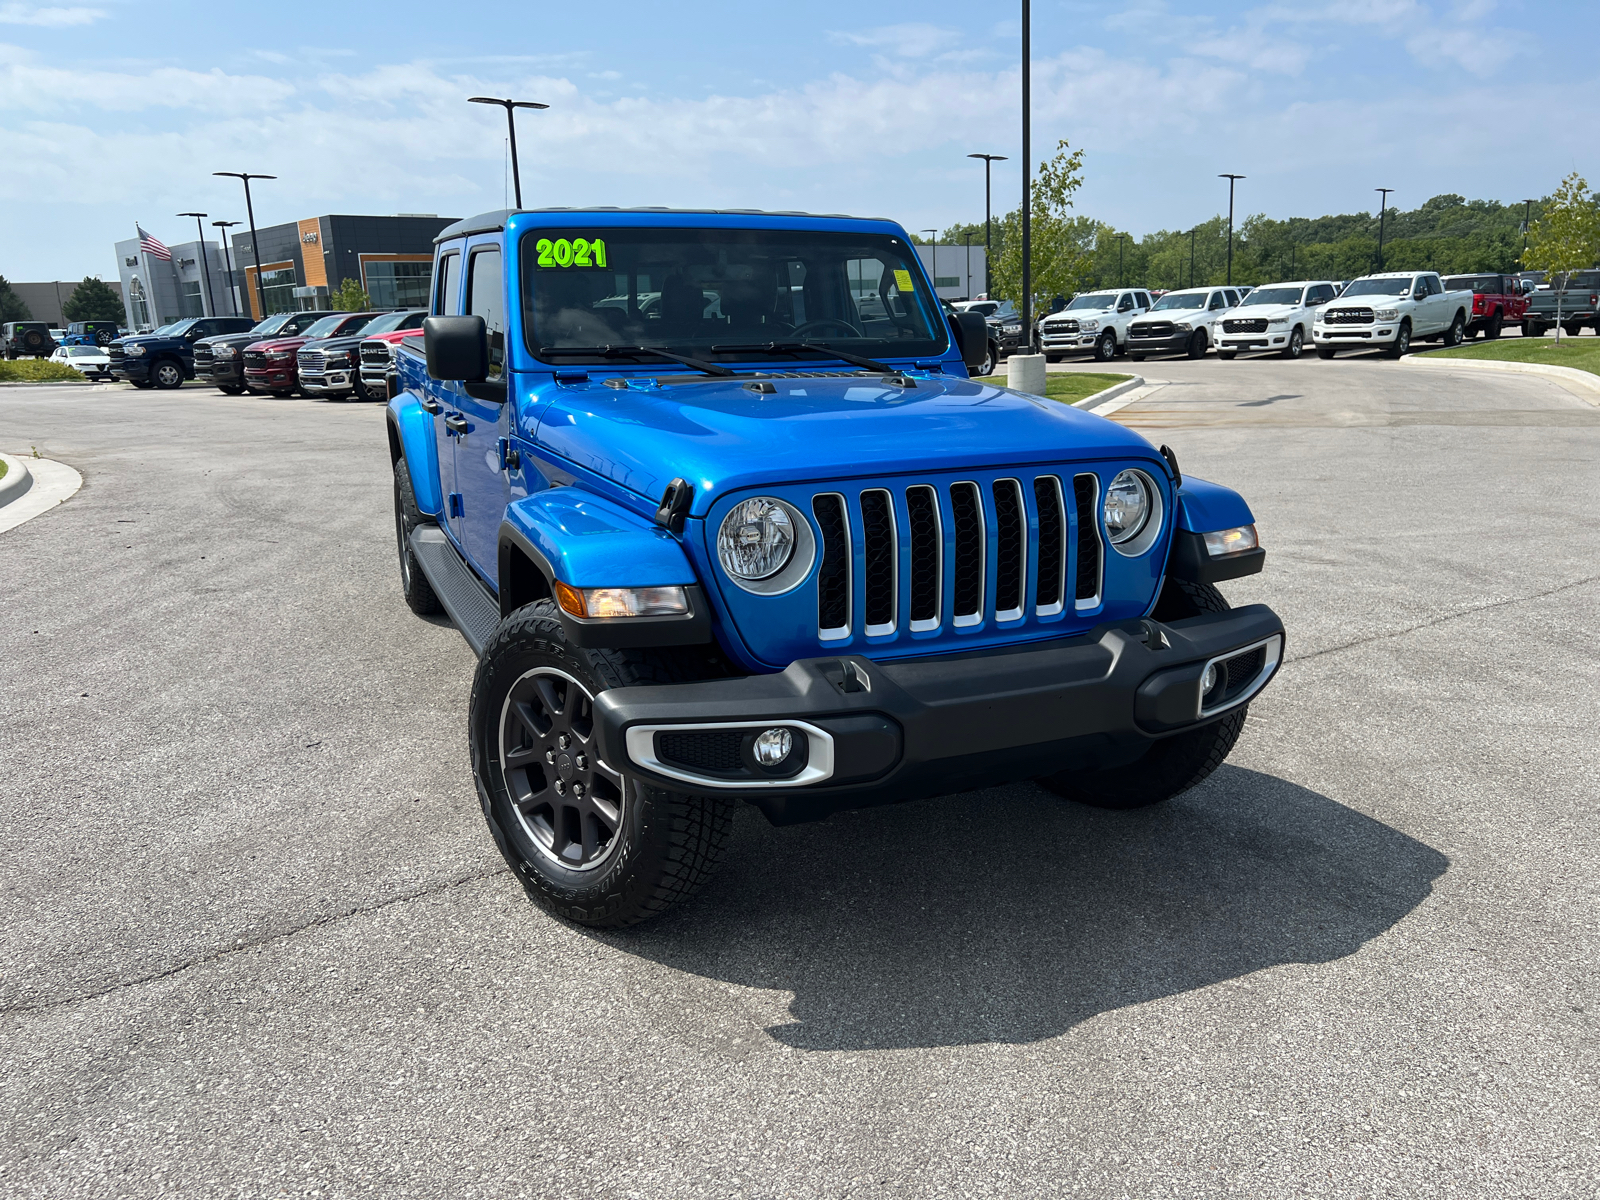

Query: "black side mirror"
(949, 311), (990, 370)
(424, 315), (488, 382)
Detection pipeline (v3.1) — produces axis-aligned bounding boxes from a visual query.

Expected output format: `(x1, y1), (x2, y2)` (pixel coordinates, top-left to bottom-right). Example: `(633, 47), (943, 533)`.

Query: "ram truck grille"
(297, 350), (325, 372)
(1130, 321), (1174, 338)
(1223, 318), (1269, 334)
(1042, 319), (1080, 335)
(1323, 307), (1374, 324)
(360, 341), (392, 366)
(242, 350), (266, 367)
(108, 346), (126, 366)
(193, 346), (214, 368)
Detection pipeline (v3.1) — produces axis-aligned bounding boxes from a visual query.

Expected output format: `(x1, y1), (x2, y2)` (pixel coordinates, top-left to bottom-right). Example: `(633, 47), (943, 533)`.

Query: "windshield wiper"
(537, 344), (734, 377)
(713, 341), (896, 374)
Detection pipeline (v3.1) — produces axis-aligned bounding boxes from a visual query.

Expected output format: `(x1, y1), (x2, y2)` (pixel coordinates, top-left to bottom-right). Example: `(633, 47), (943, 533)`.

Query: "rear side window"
(1209, 292), (1226, 311)
(468, 248), (506, 381)
(435, 252), (462, 316)
(1136, 292), (1151, 308)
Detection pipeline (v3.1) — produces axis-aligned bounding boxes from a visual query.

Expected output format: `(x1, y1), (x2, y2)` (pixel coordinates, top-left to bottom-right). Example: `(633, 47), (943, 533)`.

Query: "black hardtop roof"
(436, 206), (891, 244)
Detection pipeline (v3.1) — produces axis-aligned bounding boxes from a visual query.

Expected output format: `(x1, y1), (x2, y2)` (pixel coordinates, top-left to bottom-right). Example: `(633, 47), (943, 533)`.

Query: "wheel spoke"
(533, 676), (566, 719)
(502, 742), (544, 770)
(511, 700), (549, 739)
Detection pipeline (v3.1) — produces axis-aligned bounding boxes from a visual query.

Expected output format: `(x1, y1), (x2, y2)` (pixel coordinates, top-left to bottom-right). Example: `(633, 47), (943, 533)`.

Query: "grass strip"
(1428, 336), (1600, 377)
(976, 371), (1132, 405)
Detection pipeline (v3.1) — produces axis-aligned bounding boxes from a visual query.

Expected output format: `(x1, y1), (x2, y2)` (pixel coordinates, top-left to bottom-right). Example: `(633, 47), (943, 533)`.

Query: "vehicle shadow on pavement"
(606, 766), (1447, 1050)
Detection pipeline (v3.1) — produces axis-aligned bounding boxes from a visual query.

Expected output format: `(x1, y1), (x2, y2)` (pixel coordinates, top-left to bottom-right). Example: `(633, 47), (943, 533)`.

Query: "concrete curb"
(0, 455), (83, 535)
(0, 378), (96, 388)
(0, 452), (33, 508)
(1072, 374), (1146, 410)
(1404, 352), (1600, 406)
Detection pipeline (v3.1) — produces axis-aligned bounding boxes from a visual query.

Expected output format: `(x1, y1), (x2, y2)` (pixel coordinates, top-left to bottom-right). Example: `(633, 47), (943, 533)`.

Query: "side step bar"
(409, 525), (501, 656)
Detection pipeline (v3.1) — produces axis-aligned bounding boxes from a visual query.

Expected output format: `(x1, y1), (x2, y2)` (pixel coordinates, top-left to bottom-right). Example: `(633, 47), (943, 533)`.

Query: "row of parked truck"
(94, 309), (425, 398)
(996, 269), (1596, 364)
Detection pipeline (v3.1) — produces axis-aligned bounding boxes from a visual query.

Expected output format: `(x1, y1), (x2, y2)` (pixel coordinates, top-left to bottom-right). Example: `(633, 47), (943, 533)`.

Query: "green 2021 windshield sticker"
(534, 237), (609, 269)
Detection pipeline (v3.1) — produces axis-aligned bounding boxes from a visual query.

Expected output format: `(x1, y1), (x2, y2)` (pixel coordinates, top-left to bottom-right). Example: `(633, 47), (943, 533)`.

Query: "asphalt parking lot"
(3, 353), (1598, 1199)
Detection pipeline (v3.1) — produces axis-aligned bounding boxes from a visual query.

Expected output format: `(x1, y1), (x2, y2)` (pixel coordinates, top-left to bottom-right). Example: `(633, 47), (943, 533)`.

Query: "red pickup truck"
(1442, 274), (1530, 340)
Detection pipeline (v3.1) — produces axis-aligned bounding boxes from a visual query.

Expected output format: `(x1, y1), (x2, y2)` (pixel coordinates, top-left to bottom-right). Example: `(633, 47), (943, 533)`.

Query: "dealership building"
(112, 213), (456, 330)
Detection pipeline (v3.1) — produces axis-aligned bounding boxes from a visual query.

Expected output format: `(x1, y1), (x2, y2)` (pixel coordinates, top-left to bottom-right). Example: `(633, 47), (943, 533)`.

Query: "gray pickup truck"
(1522, 270), (1600, 337)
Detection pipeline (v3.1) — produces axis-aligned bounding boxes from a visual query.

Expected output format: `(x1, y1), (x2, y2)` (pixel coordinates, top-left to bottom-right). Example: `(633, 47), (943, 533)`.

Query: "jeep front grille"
(1223, 318), (1268, 334)
(1323, 307), (1374, 324)
(809, 472), (1104, 639)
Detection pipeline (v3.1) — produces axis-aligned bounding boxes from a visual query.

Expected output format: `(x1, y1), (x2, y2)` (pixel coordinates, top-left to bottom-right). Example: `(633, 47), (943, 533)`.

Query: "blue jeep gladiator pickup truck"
(387, 207), (1284, 928)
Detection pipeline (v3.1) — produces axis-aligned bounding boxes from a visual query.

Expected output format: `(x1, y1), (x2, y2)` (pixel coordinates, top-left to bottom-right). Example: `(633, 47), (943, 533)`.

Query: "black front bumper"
(593, 605), (1285, 824)
(200, 359), (243, 385)
(1127, 332), (1192, 355)
(111, 359), (150, 381)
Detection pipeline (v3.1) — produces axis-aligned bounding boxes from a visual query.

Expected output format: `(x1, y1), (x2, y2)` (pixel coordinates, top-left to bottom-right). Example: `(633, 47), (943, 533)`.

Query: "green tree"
(0, 274), (31, 323)
(330, 277), (371, 311)
(62, 276), (123, 322)
(991, 139), (1089, 307)
(1522, 171), (1600, 342)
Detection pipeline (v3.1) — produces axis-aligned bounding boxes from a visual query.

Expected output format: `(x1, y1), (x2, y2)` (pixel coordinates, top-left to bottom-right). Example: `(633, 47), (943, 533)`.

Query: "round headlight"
(718, 497), (797, 581)
(1103, 470), (1152, 544)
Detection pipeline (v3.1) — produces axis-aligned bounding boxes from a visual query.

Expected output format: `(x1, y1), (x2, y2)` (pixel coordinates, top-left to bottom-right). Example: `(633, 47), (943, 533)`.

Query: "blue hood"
(530, 372), (1158, 512)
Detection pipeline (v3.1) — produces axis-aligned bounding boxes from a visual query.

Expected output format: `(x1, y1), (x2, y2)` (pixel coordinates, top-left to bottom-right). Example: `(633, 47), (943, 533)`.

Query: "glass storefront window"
(128, 277), (151, 328)
(364, 261), (431, 309)
(179, 280), (204, 317)
(260, 268), (298, 315)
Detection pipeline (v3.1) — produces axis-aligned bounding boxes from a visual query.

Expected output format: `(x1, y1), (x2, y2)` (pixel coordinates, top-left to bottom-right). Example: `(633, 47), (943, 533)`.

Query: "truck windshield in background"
(1240, 287), (1305, 306)
(521, 228), (947, 364)
(1339, 278), (1416, 297)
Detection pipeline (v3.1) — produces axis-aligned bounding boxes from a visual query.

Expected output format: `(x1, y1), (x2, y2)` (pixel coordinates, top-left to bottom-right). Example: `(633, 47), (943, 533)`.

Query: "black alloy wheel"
(1094, 329), (1117, 362)
(498, 667), (629, 872)
(1486, 312), (1503, 340)
(1316, 345), (1337, 359)
(1216, 350), (1236, 360)
(392, 455), (442, 615)
(1186, 329), (1208, 359)
(1524, 321), (1542, 338)
(352, 371), (374, 402)
(152, 360), (185, 389)
(1281, 327), (1304, 359)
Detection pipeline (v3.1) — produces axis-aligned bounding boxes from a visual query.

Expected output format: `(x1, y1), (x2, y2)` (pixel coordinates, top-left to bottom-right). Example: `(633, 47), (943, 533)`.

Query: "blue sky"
(1, 0), (1595, 280)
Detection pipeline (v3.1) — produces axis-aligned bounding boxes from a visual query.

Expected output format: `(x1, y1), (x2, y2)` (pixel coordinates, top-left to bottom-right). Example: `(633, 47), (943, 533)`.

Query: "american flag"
(137, 225), (171, 261)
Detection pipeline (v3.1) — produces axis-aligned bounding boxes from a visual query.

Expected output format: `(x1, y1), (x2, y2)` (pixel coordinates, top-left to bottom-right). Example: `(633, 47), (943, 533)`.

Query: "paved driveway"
(2, 361), (1597, 1198)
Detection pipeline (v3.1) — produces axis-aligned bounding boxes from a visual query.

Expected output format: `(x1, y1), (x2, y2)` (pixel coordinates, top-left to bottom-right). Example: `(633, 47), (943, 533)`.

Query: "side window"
(1430, 275), (1444, 296)
(1209, 292), (1226, 311)
(435, 252), (462, 316)
(1136, 292), (1151, 308)
(400, 312), (425, 331)
(1117, 293), (1134, 313)
(467, 248), (505, 382)
(1223, 289), (1239, 306)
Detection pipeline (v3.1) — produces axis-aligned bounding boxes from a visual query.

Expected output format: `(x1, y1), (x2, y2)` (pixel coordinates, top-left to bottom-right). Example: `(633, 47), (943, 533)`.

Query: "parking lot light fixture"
(177, 212), (214, 317)
(922, 229), (938, 294)
(212, 221), (241, 315)
(1521, 198), (1536, 263)
(213, 173), (276, 319)
(468, 97), (549, 210)
(967, 153), (1007, 297)
(1219, 174), (1245, 285)
(1375, 188), (1394, 272)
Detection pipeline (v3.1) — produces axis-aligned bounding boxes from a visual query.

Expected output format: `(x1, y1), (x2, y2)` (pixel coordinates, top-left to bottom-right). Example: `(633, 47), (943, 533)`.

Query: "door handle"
(444, 414), (470, 435)
(420, 396), (443, 415)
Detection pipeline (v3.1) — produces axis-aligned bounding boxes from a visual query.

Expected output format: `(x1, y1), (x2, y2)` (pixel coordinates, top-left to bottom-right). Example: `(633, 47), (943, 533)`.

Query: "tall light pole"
(922, 229), (938, 296)
(1219, 174), (1245, 285)
(965, 231), (972, 299)
(177, 211), (215, 317)
(967, 153), (1007, 298)
(213, 221), (241, 315)
(1375, 187), (1394, 271)
(1189, 226), (1199, 288)
(1521, 197), (1536, 265)
(213, 172), (275, 319)
(468, 96), (548, 209)
(1114, 232), (1127, 287)
(1021, 0), (1032, 342)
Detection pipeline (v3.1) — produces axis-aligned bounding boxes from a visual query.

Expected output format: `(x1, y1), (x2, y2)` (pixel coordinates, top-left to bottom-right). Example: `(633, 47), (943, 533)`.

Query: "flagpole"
(137, 222), (159, 329)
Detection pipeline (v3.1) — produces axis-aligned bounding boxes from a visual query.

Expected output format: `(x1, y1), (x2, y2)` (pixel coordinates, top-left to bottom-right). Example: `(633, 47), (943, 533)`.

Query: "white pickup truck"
(1038, 288), (1153, 362)
(1313, 271), (1472, 358)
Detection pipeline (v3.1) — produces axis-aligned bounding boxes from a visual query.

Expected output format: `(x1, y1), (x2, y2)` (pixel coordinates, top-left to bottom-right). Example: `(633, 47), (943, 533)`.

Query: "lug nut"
(557, 734), (570, 750)
(575, 754), (588, 771)
(544, 749), (556, 764)
(554, 779), (567, 795)
(571, 782), (585, 798)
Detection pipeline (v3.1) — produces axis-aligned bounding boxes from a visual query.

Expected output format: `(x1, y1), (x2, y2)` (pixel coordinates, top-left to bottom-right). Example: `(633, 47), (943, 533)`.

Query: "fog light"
(1202, 662), (1219, 695)
(753, 728), (793, 767)
(1202, 524), (1259, 557)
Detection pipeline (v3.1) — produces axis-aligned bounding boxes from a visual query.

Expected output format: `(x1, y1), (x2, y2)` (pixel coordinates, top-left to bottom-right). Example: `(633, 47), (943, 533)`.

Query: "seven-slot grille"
(297, 349), (326, 373)
(1223, 318), (1269, 334)
(360, 341), (393, 367)
(808, 474), (1102, 638)
(1322, 307), (1374, 324)
(1130, 321), (1175, 338)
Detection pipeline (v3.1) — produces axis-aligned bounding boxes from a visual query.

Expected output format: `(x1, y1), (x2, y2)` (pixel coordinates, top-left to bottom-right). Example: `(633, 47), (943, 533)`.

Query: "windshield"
(147, 322), (184, 336)
(301, 316), (349, 338)
(251, 313), (295, 336)
(361, 310), (422, 335)
(1151, 292), (1207, 311)
(1444, 276), (1500, 294)
(1066, 293), (1117, 311)
(1554, 271), (1600, 290)
(523, 228), (945, 363)
(1241, 287), (1305, 306)
(1340, 277), (1414, 297)
(64, 345), (100, 357)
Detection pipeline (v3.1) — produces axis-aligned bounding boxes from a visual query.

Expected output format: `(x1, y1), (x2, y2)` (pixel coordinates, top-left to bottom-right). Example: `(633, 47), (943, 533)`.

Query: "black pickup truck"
(109, 316), (255, 389)
(194, 311), (336, 394)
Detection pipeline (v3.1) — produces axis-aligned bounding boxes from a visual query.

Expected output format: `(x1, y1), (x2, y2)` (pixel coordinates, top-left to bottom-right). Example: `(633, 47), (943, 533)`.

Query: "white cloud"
(1405, 22), (1532, 75)
(0, 3), (104, 26)
(828, 24), (963, 59)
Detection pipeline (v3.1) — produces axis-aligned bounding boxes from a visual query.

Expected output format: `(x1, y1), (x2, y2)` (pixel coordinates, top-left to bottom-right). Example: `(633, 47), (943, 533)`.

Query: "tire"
(1281, 326), (1304, 359)
(271, 389), (295, 398)
(1129, 353), (1145, 362)
(980, 344), (997, 376)
(1216, 350), (1236, 361)
(1315, 345), (1336, 359)
(218, 384), (244, 395)
(352, 373), (374, 402)
(1094, 329), (1117, 362)
(470, 602), (735, 928)
(1185, 329), (1207, 359)
(1486, 312), (1503, 340)
(1442, 313), (1465, 348)
(1524, 320), (1542, 338)
(151, 358), (185, 389)
(393, 455), (443, 616)
(1385, 321), (1411, 358)
(1563, 322), (1583, 338)
(1043, 353), (1061, 364)
(1037, 577), (1246, 809)
(130, 378), (154, 389)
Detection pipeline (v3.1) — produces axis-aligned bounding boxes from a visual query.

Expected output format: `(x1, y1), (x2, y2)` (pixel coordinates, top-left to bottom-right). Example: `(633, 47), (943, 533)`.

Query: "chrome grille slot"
(1072, 473), (1102, 608)
(992, 479), (1025, 621)
(860, 489), (897, 635)
(813, 493), (850, 640)
(1223, 318), (1268, 334)
(905, 485), (941, 631)
(1324, 307), (1374, 324)
(1033, 475), (1065, 615)
(950, 482), (985, 627)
